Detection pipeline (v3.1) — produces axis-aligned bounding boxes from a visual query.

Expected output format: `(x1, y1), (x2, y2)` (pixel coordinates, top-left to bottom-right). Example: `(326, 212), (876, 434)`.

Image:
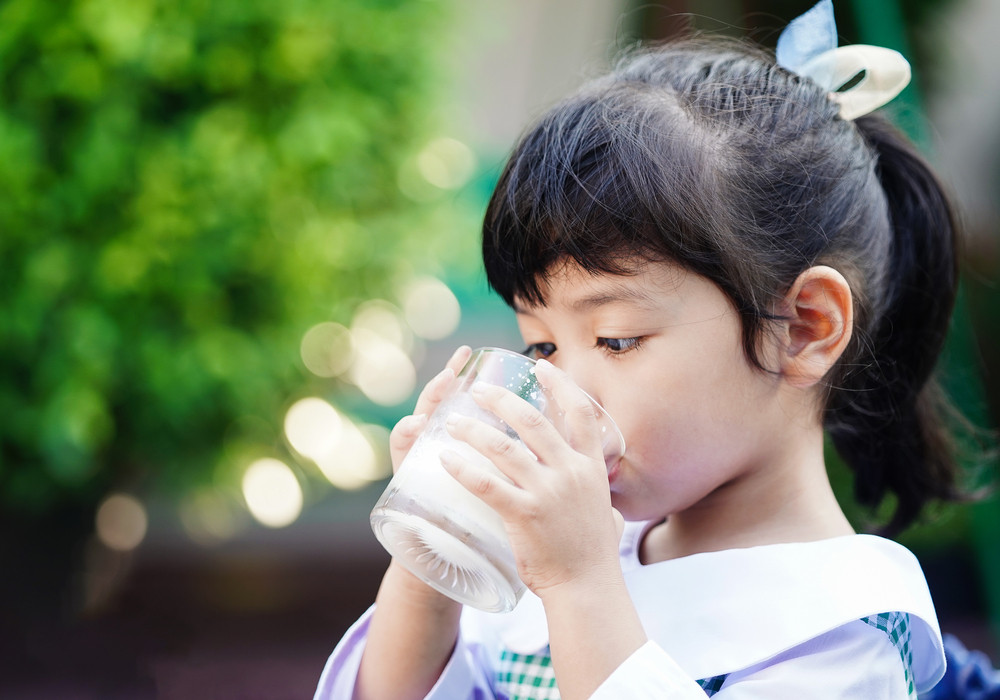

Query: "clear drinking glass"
(370, 347), (625, 613)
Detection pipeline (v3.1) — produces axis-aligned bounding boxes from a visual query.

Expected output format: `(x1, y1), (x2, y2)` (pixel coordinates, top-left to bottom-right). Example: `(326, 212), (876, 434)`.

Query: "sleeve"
(312, 606), (499, 700)
(589, 641), (715, 699)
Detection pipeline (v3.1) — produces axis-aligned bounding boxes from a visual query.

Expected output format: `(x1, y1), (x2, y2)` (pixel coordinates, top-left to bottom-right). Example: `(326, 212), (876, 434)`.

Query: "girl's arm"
(353, 562), (462, 700)
(537, 571), (649, 699)
(352, 347), (471, 700)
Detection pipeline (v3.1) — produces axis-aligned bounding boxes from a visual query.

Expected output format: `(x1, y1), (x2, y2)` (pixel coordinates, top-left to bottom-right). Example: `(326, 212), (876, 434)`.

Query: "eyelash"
(523, 342), (556, 359)
(523, 338), (644, 359)
(597, 337), (644, 356)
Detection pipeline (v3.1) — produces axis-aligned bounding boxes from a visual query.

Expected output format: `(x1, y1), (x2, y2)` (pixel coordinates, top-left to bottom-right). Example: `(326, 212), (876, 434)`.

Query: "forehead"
(513, 258), (689, 314)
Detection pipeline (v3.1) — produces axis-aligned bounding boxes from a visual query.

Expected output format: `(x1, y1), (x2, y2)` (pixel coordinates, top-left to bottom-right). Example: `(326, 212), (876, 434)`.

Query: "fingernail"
(433, 367), (455, 384)
(408, 414), (428, 431)
(445, 413), (460, 431)
(439, 448), (460, 470)
(534, 359), (555, 381)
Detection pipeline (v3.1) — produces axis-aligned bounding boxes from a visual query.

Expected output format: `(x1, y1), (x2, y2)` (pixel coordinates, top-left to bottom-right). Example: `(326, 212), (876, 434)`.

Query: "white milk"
(370, 392), (526, 611)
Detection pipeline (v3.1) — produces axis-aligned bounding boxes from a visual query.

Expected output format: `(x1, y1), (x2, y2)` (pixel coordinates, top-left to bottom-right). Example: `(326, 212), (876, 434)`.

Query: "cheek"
(620, 397), (713, 469)
(609, 378), (688, 466)
(609, 355), (761, 468)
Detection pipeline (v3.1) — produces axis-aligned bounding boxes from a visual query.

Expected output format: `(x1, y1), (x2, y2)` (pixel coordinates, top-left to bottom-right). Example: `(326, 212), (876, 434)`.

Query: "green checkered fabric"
(497, 648), (559, 699)
(496, 647), (727, 698)
(696, 673), (728, 696)
(861, 611), (915, 698)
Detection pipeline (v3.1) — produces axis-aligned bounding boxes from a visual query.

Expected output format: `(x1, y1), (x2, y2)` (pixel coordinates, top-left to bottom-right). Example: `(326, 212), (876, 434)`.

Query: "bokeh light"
(283, 396), (390, 489)
(397, 136), (476, 201)
(241, 458), (303, 528)
(284, 397), (343, 461)
(300, 321), (354, 378)
(95, 493), (148, 552)
(312, 420), (387, 490)
(401, 276), (461, 340)
(347, 329), (417, 406)
(346, 300), (417, 405)
(416, 137), (476, 190)
(359, 423), (392, 481)
(178, 488), (242, 547)
(351, 299), (412, 351)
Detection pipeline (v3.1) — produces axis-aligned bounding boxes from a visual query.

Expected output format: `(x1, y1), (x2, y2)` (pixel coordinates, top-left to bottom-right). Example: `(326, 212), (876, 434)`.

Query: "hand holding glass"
(370, 347), (625, 613)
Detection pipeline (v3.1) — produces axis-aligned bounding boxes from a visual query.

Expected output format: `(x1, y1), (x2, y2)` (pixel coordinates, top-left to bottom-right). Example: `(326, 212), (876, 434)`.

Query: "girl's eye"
(523, 342), (556, 359)
(597, 337), (643, 355)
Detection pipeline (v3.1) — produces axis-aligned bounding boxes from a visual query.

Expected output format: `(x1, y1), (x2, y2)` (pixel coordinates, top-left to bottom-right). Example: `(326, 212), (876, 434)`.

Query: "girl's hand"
(438, 359), (646, 700)
(440, 359), (625, 600)
(381, 345), (472, 607)
(388, 345), (472, 473)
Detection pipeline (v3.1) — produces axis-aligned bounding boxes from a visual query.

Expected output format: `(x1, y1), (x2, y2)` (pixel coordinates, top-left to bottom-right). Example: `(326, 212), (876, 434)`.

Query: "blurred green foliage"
(0, 0), (477, 514)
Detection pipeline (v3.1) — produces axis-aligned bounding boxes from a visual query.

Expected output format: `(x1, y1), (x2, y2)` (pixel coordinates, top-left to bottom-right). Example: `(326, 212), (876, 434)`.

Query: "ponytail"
(825, 114), (963, 535)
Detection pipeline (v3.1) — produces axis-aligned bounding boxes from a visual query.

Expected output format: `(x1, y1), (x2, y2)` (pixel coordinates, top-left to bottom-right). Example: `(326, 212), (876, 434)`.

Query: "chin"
(610, 495), (645, 522)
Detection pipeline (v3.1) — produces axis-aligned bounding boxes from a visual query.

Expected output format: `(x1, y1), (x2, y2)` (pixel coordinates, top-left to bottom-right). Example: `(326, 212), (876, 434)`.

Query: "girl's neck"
(639, 429), (855, 564)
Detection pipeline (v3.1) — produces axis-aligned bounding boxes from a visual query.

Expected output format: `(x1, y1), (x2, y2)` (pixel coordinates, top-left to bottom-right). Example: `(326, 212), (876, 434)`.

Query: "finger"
(412, 346), (471, 418)
(466, 382), (568, 469)
(439, 447), (523, 514)
(533, 359), (603, 458)
(388, 413), (428, 472)
(445, 345), (473, 375)
(445, 412), (538, 478)
(412, 366), (456, 418)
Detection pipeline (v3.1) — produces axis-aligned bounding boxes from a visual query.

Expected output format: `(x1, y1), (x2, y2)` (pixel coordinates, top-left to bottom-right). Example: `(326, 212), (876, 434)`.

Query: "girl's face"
(515, 259), (796, 524)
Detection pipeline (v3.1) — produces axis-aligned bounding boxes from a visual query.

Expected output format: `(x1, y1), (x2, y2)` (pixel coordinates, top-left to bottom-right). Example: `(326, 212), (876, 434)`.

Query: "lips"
(606, 457), (622, 484)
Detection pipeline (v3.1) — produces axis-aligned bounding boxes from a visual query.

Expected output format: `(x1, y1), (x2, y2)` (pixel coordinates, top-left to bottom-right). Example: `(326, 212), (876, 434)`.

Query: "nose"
(546, 352), (623, 463)
(549, 352), (604, 408)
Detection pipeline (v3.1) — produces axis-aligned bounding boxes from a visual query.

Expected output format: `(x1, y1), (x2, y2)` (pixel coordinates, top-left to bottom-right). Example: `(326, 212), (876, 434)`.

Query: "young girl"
(314, 6), (963, 698)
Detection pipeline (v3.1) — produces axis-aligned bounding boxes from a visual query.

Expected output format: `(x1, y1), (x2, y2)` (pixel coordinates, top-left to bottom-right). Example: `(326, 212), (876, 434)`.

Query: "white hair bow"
(776, 0), (911, 120)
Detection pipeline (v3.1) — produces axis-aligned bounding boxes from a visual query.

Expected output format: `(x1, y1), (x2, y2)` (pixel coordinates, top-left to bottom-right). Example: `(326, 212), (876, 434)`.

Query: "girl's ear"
(779, 265), (854, 388)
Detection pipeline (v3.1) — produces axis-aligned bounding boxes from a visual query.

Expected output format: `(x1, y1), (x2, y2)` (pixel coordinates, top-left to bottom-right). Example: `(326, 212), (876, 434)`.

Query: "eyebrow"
(571, 287), (657, 312)
(515, 284), (657, 314)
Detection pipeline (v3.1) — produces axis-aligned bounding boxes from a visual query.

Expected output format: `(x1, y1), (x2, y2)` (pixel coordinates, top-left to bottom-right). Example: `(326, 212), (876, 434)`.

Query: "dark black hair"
(482, 38), (962, 534)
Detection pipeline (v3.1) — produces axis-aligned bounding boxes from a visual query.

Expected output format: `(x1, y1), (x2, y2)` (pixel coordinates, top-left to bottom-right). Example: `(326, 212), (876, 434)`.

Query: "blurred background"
(0, 0), (997, 697)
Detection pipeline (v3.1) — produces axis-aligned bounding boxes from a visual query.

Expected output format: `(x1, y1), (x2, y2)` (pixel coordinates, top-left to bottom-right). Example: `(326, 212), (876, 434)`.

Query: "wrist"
(538, 569), (647, 700)
(382, 560), (463, 614)
(359, 560), (463, 700)
(535, 566), (643, 639)
(532, 557), (628, 604)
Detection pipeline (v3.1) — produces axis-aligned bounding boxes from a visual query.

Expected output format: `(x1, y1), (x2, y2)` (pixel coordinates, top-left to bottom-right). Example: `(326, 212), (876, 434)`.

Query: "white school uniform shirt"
(314, 520), (946, 699)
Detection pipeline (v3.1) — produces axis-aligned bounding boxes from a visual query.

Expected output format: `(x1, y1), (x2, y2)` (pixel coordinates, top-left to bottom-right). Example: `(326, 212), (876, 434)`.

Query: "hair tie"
(775, 0), (911, 120)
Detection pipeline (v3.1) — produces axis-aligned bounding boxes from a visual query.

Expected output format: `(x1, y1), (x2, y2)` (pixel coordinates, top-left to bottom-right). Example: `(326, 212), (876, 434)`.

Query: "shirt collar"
(487, 523), (944, 692)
